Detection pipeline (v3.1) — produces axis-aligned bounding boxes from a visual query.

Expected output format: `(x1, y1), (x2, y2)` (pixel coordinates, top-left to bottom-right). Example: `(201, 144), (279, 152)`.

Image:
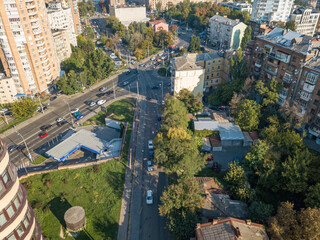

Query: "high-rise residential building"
(219, 1), (253, 14)
(208, 15), (247, 50)
(0, 0), (60, 97)
(290, 7), (320, 36)
(51, 29), (72, 63)
(251, 0), (294, 23)
(245, 27), (320, 139)
(47, 1), (77, 47)
(0, 73), (18, 104)
(308, 0), (318, 8)
(170, 53), (205, 96)
(109, 5), (148, 26)
(67, 0), (81, 35)
(105, 0), (125, 7)
(0, 139), (43, 239)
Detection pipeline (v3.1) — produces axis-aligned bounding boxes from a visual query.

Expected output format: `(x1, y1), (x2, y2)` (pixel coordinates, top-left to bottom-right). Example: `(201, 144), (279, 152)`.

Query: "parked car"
(218, 106), (227, 111)
(50, 96), (57, 101)
(8, 145), (18, 152)
(126, 70), (131, 75)
(4, 112), (12, 116)
(206, 155), (214, 162)
(147, 161), (152, 171)
(122, 81), (129, 86)
(0, 108), (8, 112)
(151, 57), (156, 61)
(105, 90), (114, 95)
(40, 125), (52, 131)
(96, 93), (105, 97)
(56, 117), (65, 123)
(152, 85), (159, 89)
(70, 108), (79, 114)
(210, 106), (219, 111)
(17, 145), (26, 151)
(148, 140), (153, 150)
(146, 190), (153, 204)
(76, 114), (85, 120)
(97, 99), (106, 105)
(72, 111), (81, 117)
(87, 101), (96, 107)
(99, 86), (108, 92)
(37, 106), (47, 112)
(39, 132), (48, 138)
(57, 120), (67, 127)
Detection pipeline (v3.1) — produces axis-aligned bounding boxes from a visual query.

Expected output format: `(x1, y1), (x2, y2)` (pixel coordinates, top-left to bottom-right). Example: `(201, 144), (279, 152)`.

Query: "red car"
(39, 132), (48, 138)
(218, 106), (227, 111)
(206, 155), (214, 162)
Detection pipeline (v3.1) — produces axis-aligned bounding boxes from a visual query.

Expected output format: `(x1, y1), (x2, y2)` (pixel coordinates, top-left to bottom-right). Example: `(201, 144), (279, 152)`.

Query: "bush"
(248, 201), (274, 224)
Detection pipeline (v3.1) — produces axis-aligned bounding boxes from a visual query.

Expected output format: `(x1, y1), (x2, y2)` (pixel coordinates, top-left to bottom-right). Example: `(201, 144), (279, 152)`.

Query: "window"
(23, 216), (29, 229)
(0, 211), (7, 226)
(2, 170), (10, 184)
(306, 72), (318, 85)
(292, 56), (296, 62)
(16, 224), (25, 237)
(6, 205), (15, 218)
(207, 62), (211, 66)
(13, 196), (21, 210)
(217, 73), (220, 77)
(218, 66), (220, 70)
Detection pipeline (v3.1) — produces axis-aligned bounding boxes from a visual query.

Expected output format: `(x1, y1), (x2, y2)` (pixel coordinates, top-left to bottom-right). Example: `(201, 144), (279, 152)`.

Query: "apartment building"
(251, 0), (294, 23)
(0, 0), (60, 97)
(308, 0), (318, 8)
(208, 15), (247, 50)
(246, 27), (320, 139)
(67, 0), (81, 35)
(0, 73), (18, 104)
(105, 0), (125, 7)
(219, 1), (252, 14)
(47, 1), (77, 47)
(145, 0), (222, 10)
(171, 53), (205, 96)
(290, 7), (320, 36)
(0, 139), (43, 240)
(196, 52), (230, 92)
(51, 29), (72, 63)
(109, 5), (148, 26)
(250, 21), (274, 39)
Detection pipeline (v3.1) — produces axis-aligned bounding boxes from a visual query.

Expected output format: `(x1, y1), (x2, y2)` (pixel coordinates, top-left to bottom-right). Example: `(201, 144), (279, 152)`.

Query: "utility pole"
(161, 80), (163, 99)
(113, 81), (116, 99)
(37, 95), (44, 114)
(14, 126), (32, 162)
(63, 99), (74, 126)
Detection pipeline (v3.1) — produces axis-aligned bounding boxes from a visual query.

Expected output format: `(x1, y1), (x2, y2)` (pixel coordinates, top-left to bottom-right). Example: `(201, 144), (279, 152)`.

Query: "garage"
(219, 123), (244, 147)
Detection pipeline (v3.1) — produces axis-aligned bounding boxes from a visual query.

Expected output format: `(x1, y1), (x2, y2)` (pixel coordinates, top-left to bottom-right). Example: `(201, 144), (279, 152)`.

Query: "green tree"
(170, 24), (178, 35)
(285, 20), (296, 31)
(188, 35), (200, 52)
(305, 183), (320, 208)
(161, 96), (189, 131)
(224, 162), (253, 202)
(248, 201), (274, 224)
(244, 140), (270, 174)
(154, 127), (206, 177)
(134, 48), (143, 61)
(235, 99), (261, 131)
(86, 26), (94, 39)
(177, 89), (203, 115)
(159, 180), (203, 240)
(156, 1), (162, 12)
(12, 98), (37, 119)
(255, 79), (282, 107)
(240, 26), (252, 50)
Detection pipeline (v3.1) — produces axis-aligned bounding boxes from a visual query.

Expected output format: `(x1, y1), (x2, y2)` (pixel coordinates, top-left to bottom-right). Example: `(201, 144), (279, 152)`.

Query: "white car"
(151, 57), (156, 61)
(56, 117), (65, 123)
(146, 190), (153, 204)
(158, 52), (163, 57)
(97, 99), (106, 105)
(71, 108), (79, 114)
(147, 161), (152, 171)
(148, 140), (153, 150)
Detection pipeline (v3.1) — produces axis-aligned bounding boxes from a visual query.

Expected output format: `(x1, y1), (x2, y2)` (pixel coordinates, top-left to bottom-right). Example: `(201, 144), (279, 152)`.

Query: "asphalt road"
(128, 67), (171, 240)
(0, 71), (140, 168)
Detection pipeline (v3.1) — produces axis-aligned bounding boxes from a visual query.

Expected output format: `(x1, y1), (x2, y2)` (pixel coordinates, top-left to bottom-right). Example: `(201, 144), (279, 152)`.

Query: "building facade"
(145, 0), (222, 10)
(196, 52), (230, 92)
(47, 1), (77, 47)
(250, 21), (274, 39)
(0, 73), (18, 104)
(290, 7), (320, 36)
(208, 15), (247, 50)
(109, 5), (148, 26)
(0, 0), (60, 97)
(219, 1), (252, 14)
(0, 139), (43, 239)
(105, 0), (126, 7)
(149, 20), (169, 32)
(251, 0), (294, 23)
(51, 30), (72, 63)
(171, 53), (205, 96)
(246, 27), (320, 139)
(67, 0), (81, 35)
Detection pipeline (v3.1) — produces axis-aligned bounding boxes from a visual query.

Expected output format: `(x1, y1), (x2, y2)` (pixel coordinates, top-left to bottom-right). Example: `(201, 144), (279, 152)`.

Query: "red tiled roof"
(150, 19), (166, 25)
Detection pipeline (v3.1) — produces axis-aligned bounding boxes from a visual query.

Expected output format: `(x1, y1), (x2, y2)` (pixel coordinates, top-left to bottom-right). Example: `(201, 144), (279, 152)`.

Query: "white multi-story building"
(0, 139), (44, 240)
(0, 73), (17, 104)
(0, 0), (60, 97)
(251, 0), (294, 23)
(290, 7), (320, 36)
(52, 30), (72, 64)
(171, 53), (205, 96)
(208, 15), (247, 50)
(109, 5), (148, 26)
(219, 1), (252, 14)
(47, 2), (77, 47)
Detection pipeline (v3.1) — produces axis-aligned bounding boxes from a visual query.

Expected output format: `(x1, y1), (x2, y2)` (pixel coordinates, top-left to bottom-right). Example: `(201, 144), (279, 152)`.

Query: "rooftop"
(194, 119), (220, 131)
(292, 6), (319, 14)
(257, 27), (320, 54)
(196, 52), (224, 62)
(196, 218), (269, 240)
(219, 123), (244, 141)
(172, 53), (203, 71)
(149, 19), (166, 25)
(209, 15), (242, 27)
(45, 129), (112, 161)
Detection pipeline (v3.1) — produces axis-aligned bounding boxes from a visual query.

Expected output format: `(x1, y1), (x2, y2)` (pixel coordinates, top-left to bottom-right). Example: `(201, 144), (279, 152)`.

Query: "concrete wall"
(173, 68), (205, 96)
(109, 6), (147, 24)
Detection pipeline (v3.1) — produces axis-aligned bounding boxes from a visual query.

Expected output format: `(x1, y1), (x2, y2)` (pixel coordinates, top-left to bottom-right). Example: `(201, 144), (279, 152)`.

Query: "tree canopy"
(188, 35), (200, 52)
(235, 99), (261, 131)
(177, 89), (203, 115)
(12, 98), (38, 119)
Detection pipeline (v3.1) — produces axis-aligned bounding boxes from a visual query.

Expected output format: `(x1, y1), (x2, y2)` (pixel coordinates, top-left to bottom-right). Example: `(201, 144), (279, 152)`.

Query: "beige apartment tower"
(0, 139), (43, 239)
(0, 0), (60, 96)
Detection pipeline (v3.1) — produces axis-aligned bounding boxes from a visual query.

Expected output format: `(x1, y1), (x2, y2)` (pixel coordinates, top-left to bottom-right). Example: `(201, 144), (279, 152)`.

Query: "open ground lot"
(20, 99), (135, 239)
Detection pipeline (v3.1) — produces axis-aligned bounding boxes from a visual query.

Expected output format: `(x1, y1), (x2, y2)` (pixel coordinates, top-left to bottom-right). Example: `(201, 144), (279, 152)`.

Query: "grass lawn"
(0, 117), (28, 134)
(31, 155), (48, 165)
(21, 99), (135, 240)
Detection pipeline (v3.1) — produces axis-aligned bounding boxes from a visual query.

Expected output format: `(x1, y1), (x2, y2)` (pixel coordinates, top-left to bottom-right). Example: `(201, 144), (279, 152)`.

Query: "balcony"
(26, 4), (36, 9)
(303, 83), (315, 93)
(39, 52), (48, 59)
(28, 10), (38, 16)
(35, 35), (43, 41)
(30, 17), (39, 23)
(38, 47), (46, 53)
(31, 22), (40, 29)
(283, 72), (293, 84)
(43, 68), (51, 75)
(300, 91), (311, 101)
(36, 41), (45, 47)
(269, 52), (291, 63)
(46, 72), (53, 80)
(33, 29), (42, 35)
(279, 88), (288, 99)
(41, 58), (49, 64)
(265, 67), (278, 76)
(42, 62), (50, 69)
(267, 59), (279, 67)
(25, 0), (34, 2)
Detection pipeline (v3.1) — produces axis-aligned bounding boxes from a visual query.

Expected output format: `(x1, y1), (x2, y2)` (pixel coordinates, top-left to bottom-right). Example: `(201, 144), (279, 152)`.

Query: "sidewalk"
(117, 100), (140, 240)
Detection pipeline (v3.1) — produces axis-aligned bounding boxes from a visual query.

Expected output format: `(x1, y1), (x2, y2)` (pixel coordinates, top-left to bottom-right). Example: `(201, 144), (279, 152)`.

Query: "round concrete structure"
(64, 206), (86, 232)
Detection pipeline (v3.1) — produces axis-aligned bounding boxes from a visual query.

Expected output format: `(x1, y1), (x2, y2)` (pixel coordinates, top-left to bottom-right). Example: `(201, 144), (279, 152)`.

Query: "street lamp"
(14, 126), (32, 161)
(63, 99), (74, 126)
